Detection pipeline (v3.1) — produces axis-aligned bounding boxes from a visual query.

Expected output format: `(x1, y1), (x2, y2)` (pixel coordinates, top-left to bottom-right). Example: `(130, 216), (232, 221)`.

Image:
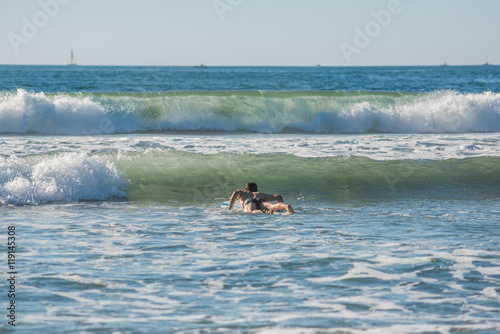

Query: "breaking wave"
(0, 153), (127, 205)
(2, 150), (499, 205)
(1, 89), (500, 134)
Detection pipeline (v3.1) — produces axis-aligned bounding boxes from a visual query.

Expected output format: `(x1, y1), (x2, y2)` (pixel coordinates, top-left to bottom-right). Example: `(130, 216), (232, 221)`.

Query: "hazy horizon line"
(0, 63), (497, 67)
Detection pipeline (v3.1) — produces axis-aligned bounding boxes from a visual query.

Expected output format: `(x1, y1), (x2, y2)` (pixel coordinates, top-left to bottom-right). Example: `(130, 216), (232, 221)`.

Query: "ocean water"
(1, 65), (500, 333)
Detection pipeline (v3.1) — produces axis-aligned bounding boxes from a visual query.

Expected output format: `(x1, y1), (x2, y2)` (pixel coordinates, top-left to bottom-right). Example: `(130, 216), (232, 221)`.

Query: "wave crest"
(1, 90), (500, 134)
(0, 153), (128, 205)
(2, 150), (498, 205)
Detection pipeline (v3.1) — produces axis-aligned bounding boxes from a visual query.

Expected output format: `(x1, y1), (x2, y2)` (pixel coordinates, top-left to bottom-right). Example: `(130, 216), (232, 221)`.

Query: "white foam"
(4, 132), (500, 163)
(296, 91), (500, 133)
(0, 153), (128, 205)
(307, 261), (416, 283)
(0, 90), (115, 135)
(1, 90), (500, 135)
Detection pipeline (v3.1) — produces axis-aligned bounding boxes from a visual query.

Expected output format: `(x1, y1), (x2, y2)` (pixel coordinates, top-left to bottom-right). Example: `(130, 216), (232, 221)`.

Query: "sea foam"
(1, 89), (500, 134)
(0, 90), (114, 135)
(0, 153), (128, 205)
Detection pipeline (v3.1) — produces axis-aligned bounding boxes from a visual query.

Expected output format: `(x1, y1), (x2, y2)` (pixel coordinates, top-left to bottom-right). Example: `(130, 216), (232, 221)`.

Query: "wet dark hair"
(246, 182), (258, 192)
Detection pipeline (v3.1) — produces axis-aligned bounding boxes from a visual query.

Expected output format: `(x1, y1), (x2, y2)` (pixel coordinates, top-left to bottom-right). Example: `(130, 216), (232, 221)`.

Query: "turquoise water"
(1, 66), (500, 333)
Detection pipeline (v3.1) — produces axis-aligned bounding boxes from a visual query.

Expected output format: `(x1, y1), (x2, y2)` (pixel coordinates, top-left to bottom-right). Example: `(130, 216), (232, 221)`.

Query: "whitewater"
(1, 65), (499, 333)
(1, 89), (500, 134)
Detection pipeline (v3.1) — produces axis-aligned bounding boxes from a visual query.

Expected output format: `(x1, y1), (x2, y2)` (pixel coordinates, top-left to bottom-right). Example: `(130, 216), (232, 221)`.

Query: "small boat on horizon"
(67, 49), (77, 66)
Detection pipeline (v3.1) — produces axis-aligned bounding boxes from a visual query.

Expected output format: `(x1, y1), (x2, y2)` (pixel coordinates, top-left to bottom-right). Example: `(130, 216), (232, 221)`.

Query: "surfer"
(228, 182), (295, 214)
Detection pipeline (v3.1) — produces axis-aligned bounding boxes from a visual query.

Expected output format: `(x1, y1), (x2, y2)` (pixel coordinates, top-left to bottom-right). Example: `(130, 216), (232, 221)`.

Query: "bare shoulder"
(232, 189), (244, 197)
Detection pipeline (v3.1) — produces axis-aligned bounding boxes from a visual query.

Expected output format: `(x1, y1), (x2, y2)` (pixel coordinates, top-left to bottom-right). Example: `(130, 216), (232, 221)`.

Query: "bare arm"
(228, 190), (241, 210)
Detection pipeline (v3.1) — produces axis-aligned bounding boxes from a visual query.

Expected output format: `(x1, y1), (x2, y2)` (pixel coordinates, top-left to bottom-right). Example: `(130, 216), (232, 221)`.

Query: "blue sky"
(1, 0), (499, 66)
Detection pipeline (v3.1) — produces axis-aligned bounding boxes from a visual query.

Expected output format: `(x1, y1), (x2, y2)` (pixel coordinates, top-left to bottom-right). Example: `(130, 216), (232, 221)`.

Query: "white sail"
(68, 49), (77, 66)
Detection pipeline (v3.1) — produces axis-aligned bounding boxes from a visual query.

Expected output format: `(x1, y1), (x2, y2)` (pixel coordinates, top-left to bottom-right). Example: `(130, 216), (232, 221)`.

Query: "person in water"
(228, 182), (295, 214)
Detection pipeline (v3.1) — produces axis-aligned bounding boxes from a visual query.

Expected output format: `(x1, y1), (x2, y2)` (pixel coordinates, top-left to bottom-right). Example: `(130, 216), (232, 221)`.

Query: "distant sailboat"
(67, 49), (77, 66)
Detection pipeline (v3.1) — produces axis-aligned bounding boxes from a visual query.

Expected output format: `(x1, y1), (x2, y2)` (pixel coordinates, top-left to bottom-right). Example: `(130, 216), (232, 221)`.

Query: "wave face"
(116, 151), (500, 203)
(3, 150), (498, 205)
(1, 89), (500, 134)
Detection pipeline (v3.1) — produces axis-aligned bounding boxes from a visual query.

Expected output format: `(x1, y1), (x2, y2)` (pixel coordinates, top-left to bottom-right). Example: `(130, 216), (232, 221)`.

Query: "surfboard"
(221, 202), (241, 209)
(221, 202), (288, 214)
